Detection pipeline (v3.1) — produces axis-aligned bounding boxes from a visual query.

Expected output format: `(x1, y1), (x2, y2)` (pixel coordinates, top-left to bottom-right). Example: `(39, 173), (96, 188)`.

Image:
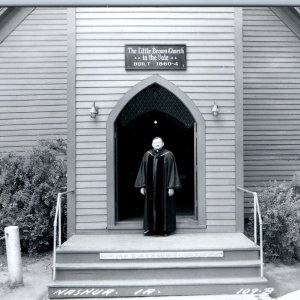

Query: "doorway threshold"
(108, 216), (206, 230)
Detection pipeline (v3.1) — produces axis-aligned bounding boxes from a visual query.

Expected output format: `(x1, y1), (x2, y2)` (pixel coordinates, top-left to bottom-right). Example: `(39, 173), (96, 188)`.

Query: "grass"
(0, 252), (52, 300)
(265, 262), (300, 298)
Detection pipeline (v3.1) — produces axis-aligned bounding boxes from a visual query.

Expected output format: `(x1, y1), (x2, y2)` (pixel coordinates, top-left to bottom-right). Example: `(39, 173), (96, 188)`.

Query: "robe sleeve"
(134, 152), (148, 188)
(166, 152), (182, 189)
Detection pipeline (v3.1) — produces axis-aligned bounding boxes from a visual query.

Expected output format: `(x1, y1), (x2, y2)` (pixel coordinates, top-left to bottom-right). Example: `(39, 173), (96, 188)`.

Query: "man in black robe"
(135, 137), (181, 236)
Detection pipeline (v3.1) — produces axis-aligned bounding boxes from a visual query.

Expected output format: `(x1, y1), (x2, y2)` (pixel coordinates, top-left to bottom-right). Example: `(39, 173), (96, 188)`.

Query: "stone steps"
(56, 248), (260, 263)
(48, 233), (268, 298)
(48, 277), (268, 298)
(55, 260), (261, 281)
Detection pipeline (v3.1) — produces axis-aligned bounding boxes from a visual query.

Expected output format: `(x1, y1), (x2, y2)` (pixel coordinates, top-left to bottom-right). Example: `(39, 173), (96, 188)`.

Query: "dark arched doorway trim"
(107, 75), (206, 228)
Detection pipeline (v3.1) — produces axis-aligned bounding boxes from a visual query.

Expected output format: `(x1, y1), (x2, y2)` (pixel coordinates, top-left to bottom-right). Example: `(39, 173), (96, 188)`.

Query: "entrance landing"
(60, 232), (256, 252)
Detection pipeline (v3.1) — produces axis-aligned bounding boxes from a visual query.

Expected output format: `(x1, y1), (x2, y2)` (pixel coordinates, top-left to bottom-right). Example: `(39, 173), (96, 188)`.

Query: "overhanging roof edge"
(271, 7), (300, 41)
(0, 7), (35, 45)
(0, 0), (300, 7)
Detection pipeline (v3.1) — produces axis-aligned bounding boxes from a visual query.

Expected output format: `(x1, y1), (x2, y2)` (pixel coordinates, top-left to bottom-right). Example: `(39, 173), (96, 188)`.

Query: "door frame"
(107, 75), (206, 229)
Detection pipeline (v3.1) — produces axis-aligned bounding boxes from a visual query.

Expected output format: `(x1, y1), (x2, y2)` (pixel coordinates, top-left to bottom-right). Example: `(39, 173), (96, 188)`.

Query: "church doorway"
(115, 84), (197, 224)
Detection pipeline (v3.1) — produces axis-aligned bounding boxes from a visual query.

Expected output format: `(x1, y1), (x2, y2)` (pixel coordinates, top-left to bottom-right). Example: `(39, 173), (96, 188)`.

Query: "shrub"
(245, 180), (300, 264)
(0, 139), (67, 255)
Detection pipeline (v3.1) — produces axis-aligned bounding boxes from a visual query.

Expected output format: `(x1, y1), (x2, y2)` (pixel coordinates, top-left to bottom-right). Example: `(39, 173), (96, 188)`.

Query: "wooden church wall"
(74, 7), (239, 232)
(6, 7), (300, 231)
(0, 8), (68, 153)
(243, 7), (300, 214)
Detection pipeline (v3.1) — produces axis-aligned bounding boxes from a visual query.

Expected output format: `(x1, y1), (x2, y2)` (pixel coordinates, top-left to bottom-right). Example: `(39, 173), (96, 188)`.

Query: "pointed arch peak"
(107, 75), (204, 126)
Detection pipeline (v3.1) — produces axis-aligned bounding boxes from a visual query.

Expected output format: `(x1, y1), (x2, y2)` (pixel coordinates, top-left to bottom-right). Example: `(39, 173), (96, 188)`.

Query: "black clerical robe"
(134, 148), (181, 234)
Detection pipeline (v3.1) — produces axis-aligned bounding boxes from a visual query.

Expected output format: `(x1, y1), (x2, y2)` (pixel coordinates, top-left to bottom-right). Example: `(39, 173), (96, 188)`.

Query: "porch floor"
(59, 232), (256, 252)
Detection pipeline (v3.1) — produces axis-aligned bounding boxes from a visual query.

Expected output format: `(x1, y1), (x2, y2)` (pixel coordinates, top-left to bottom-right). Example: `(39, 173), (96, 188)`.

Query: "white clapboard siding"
(243, 7), (300, 215)
(0, 7), (68, 153)
(75, 7), (236, 232)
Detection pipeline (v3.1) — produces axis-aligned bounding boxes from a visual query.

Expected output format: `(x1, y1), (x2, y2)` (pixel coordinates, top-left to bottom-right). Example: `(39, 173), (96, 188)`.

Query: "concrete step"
(55, 260), (261, 281)
(48, 277), (268, 299)
(56, 248), (259, 264)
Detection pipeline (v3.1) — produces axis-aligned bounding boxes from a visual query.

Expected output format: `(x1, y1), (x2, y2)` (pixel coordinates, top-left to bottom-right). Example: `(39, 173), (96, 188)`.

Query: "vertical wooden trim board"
(67, 7), (76, 237)
(234, 7), (244, 232)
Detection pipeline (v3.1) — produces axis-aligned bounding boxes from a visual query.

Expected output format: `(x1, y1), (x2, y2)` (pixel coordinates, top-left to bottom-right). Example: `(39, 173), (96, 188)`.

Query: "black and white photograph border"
(0, 1), (300, 300)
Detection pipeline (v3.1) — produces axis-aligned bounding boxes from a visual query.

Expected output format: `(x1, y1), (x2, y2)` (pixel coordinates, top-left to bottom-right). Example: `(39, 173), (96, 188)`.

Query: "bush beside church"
(0, 139), (67, 255)
(245, 179), (300, 264)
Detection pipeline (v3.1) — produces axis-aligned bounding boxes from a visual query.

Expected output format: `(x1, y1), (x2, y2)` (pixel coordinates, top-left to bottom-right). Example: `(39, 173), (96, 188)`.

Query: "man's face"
(152, 138), (164, 150)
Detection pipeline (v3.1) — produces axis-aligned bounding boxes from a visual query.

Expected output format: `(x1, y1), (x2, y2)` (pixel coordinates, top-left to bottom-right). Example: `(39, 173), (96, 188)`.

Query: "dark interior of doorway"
(116, 85), (195, 222)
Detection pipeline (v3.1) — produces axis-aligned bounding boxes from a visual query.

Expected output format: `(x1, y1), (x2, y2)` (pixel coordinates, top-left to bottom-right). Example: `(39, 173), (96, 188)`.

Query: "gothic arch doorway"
(116, 84), (195, 222)
(107, 75), (206, 229)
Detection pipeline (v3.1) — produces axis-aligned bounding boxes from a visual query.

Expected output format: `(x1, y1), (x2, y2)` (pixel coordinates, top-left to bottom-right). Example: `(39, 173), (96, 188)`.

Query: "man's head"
(152, 137), (164, 151)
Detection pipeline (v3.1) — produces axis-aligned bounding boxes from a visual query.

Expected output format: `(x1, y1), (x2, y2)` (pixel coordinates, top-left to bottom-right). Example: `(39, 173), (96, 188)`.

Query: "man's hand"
(140, 187), (146, 195)
(168, 189), (174, 197)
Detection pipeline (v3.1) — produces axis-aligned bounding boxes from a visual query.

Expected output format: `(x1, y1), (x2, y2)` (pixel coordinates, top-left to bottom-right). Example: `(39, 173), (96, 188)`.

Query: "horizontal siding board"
(206, 186), (236, 192)
(76, 12), (235, 19)
(244, 36), (299, 42)
(206, 166), (235, 172)
(77, 27), (235, 34)
(207, 213), (236, 220)
(0, 123), (66, 131)
(0, 139), (66, 148)
(77, 174), (107, 181)
(76, 195), (107, 202)
(76, 182), (107, 188)
(76, 154), (106, 161)
(77, 215), (107, 223)
(0, 68), (68, 75)
(77, 161), (106, 168)
(0, 129), (66, 137)
(76, 188), (107, 195)
(207, 200), (236, 206)
(77, 7), (235, 12)
(12, 25), (67, 31)
(205, 226), (236, 233)
(206, 220), (236, 226)
(77, 40), (235, 47)
(206, 206), (235, 213)
(76, 223), (106, 230)
(0, 51), (67, 58)
(76, 74), (235, 81)
(76, 169), (107, 175)
(0, 106), (66, 113)
(0, 117), (66, 126)
(76, 199), (107, 209)
(2, 41), (67, 47)
(77, 208), (107, 215)
(0, 133), (66, 141)
(76, 19), (235, 27)
(206, 159), (235, 166)
(206, 179), (235, 186)
(207, 172), (235, 179)
(10, 29), (67, 36)
(76, 68), (235, 76)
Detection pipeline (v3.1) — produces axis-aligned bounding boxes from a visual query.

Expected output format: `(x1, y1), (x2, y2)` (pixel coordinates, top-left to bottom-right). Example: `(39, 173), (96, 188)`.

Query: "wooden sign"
(125, 45), (186, 70)
(99, 250), (223, 260)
